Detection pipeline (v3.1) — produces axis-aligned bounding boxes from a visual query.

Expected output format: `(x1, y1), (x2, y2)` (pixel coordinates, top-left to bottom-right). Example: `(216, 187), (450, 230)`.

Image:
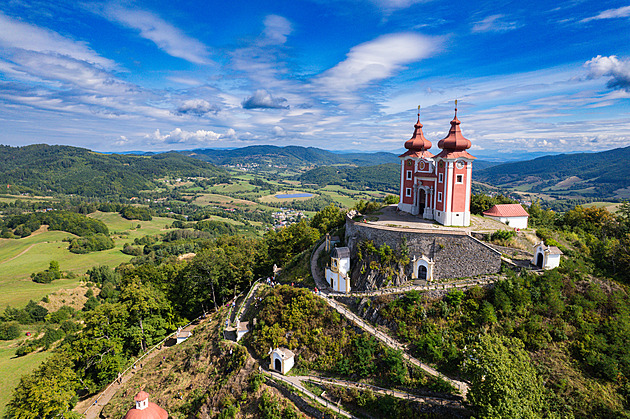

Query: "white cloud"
(147, 128), (222, 144)
(263, 15), (292, 45)
(315, 33), (440, 93)
(585, 55), (630, 91)
(368, 0), (427, 12)
(0, 12), (116, 69)
(581, 5), (630, 22)
(175, 99), (219, 116)
(271, 126), (286, 137)
(471, 14), (520, 33)
(99, 4), (211, 64)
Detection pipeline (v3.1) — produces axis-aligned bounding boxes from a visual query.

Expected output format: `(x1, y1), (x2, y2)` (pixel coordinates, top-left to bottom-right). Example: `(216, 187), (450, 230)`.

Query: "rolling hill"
(0, 144), (227, 198)
(475, 145), (630, 199)
(182, 145), (400, 167)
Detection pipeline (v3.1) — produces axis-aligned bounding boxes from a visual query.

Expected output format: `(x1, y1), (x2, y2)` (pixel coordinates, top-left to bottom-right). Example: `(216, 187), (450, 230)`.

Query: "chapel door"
(536, 253), (544, 268)
(275, 358), (282, 372)
(418, 265), (427, 280)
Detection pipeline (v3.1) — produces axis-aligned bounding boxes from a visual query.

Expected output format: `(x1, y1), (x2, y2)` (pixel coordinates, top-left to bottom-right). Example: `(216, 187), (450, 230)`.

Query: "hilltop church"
(397, 102), (475, 227)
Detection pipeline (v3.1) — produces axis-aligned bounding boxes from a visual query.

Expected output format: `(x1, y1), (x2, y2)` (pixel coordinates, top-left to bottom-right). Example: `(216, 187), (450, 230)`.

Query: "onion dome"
(404, 110), (432, 151)
(123, 391), (168, 419)
(438, 103), (471, 151)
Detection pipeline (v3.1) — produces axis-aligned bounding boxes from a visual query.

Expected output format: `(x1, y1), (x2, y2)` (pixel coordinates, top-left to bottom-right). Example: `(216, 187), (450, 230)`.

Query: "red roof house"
(483, 204), (529, 229)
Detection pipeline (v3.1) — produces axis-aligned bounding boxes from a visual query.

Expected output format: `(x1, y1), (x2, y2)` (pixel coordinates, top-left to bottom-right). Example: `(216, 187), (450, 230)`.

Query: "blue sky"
(0, 0), (629, 158)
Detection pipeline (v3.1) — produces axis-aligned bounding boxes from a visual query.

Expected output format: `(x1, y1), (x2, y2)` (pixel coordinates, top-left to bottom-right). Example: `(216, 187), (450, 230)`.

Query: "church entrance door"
(536, 253), (544, 268)
(418, 265), (427, 280)
(274, 358), (282, 372)
(418, 189), (426, 215)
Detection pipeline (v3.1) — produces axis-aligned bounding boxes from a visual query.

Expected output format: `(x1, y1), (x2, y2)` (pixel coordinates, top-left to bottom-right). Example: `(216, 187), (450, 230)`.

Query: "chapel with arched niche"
(397, 102), (475, 227)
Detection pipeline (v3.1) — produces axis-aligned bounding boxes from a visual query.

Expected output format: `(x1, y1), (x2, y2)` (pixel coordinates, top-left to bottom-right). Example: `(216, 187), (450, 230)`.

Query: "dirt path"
(0, 243), (37, 264)
(263, 369), (356, 418)
(299, 376), (462, 408)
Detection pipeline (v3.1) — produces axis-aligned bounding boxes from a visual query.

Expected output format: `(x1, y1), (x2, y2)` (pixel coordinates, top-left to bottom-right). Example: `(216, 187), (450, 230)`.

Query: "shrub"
(0, 322), (20, 340)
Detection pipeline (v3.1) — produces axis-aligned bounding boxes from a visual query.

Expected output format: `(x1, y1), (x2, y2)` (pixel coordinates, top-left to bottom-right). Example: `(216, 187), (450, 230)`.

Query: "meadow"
(0, 213), (173, 309)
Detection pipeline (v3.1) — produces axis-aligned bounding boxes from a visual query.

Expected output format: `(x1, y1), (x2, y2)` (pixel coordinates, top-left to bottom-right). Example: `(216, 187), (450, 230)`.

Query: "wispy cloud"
(581, 5), (630, 22)
(0, 12), (116, 69)
(315, 33), (440, 94)
(368, 0), (428, 12)
(97, 4), (211, 65)
(262, 15), (292, 45)
(471, 14), (520, 33)
(585, 55), (630, 92)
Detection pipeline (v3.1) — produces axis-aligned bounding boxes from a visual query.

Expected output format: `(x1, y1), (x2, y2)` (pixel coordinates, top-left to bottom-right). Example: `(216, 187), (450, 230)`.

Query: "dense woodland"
(182, 145), (400, 167)
(0, 144), (227, 198)
(298, 164), (400, 193)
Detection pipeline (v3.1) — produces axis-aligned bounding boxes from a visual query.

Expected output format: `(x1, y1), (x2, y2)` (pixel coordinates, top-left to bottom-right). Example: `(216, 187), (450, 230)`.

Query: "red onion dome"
(438, 106), (471, 151)
(404, 115), (432, 151)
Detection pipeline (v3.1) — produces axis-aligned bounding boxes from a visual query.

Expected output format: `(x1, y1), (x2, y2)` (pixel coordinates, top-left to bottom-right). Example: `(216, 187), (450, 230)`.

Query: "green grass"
(0, 212), (174, 309)
(0, 341), (52, 415)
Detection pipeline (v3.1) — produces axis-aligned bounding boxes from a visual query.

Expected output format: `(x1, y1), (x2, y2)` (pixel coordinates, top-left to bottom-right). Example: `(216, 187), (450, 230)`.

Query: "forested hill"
(475, 146), (630, 198)
(0, 144), (226, 198)
(182, 145), (400, 167)
(299, 163), (400, 192)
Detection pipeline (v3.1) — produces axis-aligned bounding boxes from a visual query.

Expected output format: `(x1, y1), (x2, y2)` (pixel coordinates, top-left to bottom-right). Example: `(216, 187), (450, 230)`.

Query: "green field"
(0, 213), (173, 309)
(0, 340), (52, 415)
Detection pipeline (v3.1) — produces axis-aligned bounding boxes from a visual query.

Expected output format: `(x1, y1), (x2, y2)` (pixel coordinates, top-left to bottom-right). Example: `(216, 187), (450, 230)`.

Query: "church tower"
(433, 102), (475, 226)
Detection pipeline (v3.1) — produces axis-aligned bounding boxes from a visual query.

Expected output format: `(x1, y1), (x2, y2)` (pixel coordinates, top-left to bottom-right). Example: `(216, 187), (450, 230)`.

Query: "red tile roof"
(483, 204), (529, 217)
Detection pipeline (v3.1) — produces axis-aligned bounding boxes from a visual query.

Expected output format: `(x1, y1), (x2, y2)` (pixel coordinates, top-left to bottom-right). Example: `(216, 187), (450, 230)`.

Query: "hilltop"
(0, 144), (227, 198)
(475, 145), (630, 200)
(181, 145), (400, 168)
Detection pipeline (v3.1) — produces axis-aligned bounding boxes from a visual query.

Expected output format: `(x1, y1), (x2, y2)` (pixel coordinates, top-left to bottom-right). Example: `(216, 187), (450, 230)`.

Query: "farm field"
(193, 193), (257, 207)
(258, 191), (317, 203)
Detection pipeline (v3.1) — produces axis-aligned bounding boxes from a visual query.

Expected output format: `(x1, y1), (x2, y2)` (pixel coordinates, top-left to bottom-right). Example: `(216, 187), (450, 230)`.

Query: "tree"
(310, 204), (345, 234)
(463, 334), (543, 419)
(6, 354), (80, 419)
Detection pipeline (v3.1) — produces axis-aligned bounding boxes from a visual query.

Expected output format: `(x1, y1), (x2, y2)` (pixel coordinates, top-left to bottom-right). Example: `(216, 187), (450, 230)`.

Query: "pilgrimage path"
(298, 375), (462, 408)
(311, 239), (471, 397)
(77, 313), (210, 419)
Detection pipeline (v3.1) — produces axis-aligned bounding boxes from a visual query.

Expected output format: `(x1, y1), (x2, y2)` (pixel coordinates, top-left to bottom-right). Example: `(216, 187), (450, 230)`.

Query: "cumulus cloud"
(98, 4), (211, 64)
(263, 15), (292, 44)
(175, 99), (219, 116)
(315, 33), (440, 93)
(471, 14), (520, 33)
(242, 89), (289, 109)
(585, 55), (630, 91)
(147, 128), (223, 144)
(581, 5), (630, 22)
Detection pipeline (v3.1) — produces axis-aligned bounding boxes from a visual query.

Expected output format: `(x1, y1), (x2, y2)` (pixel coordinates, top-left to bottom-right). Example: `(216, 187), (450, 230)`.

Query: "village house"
(483, 203), (529, 229)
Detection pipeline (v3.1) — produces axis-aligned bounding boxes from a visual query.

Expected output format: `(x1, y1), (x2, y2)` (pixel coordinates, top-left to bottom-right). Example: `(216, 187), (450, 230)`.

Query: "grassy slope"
(0, 342), (51, 415)
(0, 212), (177, 414)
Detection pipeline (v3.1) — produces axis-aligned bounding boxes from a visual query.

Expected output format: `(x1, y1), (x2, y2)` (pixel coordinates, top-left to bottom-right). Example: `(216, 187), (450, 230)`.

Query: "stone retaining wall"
(345, 217), (501, 284)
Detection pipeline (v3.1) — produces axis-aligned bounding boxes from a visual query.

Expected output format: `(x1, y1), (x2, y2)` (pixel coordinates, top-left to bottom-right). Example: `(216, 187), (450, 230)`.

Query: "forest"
(0, 144), (228, 198)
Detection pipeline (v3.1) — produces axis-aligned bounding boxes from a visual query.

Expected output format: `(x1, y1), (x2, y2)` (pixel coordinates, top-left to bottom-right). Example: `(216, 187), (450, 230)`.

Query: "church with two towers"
(397, 102), (475, 227)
